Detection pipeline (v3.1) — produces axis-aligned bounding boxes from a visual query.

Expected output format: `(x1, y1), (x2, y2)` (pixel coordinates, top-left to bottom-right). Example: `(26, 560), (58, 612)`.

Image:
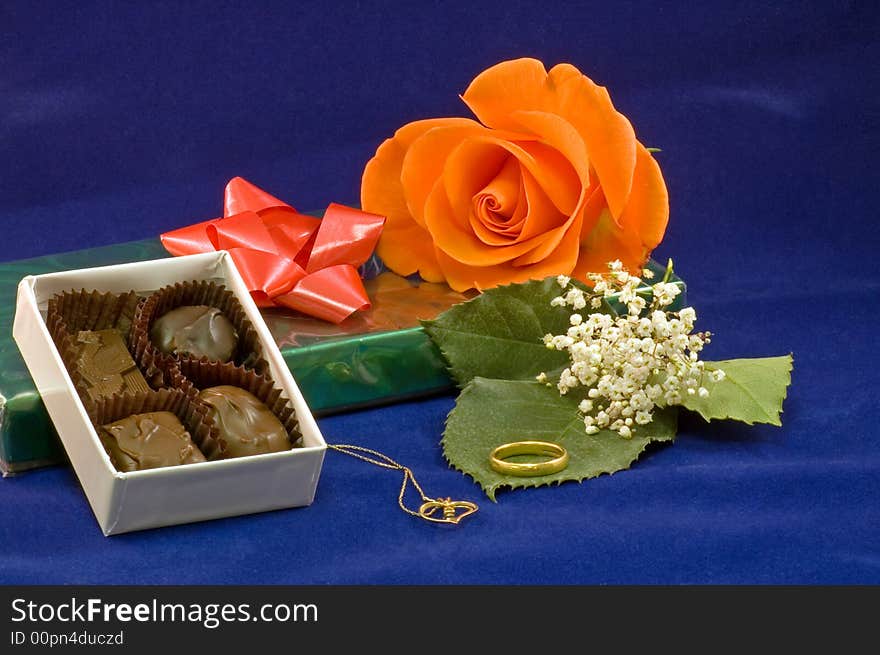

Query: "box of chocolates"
(12, 251), (326, 535)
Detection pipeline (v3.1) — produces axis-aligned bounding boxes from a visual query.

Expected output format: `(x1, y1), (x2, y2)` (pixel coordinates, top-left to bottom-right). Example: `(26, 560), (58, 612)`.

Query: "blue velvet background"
(1, 1), (878, 583)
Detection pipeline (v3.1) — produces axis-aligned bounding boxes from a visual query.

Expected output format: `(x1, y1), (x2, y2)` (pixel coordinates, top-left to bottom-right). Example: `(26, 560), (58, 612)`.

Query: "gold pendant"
(418, 498), (479, 525)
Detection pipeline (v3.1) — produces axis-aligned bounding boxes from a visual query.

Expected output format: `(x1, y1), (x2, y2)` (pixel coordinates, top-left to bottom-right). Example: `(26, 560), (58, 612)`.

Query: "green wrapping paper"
(0, 239), (683, 475)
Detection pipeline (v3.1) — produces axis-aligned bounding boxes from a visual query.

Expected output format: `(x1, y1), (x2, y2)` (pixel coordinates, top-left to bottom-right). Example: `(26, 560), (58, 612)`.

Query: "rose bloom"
(361, 58), (669, 292)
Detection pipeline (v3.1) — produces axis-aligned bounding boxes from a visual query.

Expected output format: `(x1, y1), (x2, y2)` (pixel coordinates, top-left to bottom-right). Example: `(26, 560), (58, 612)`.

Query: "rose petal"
(507, 110), (590, 184)
(376, 220), (445, 282)
(551, 65), (636, 221)
(578, 184), (609, 244)
(623, 144), (669, 252)
(573, 209), (643, 277)
(436, 211), (584, 291)
(516, 166), (570, 243)
(512, 140), (581, 215)
(361, 118), (465, 282)
(461, 58), (560, 130)
(574, 145), (669, 276)
(518, 208), (584, 273)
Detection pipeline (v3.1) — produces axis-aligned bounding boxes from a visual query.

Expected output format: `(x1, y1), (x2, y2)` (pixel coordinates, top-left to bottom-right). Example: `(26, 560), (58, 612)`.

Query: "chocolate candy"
(73, 329), (150, 401)
(150, 305), (238, 362)
(197, 385), (291, 459)
(99, 411), (206, 472)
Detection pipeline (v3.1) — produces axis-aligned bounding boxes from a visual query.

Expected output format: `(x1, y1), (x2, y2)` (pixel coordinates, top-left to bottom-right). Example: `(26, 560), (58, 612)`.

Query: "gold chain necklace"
(328, 444), (478, 525)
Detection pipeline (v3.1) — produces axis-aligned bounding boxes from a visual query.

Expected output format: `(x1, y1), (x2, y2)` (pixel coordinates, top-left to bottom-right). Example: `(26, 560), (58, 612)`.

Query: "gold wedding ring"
(489, 441), (569, 477)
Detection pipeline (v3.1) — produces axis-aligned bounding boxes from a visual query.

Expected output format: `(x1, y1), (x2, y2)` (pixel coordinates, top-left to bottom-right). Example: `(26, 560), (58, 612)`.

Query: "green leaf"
(422, 278), (574, 386)
(442, 378), (678, 500)
(679, 355), (793, 426)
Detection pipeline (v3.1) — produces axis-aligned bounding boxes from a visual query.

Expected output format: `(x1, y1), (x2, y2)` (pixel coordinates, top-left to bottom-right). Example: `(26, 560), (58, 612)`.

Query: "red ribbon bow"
(160, 177), (385, 324)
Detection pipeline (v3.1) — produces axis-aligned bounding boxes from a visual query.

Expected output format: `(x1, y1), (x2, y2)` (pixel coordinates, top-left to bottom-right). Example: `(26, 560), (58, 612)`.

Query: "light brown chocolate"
(197, 385), (291, 459)
(100, 411), (207, 472)
(150, 305), (238, 362)
(73, 329), (150, 402)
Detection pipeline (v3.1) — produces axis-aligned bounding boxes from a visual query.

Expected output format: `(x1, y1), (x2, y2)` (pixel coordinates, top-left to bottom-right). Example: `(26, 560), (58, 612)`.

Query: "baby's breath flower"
(544, 260), (721, 439)
(565, 288), (587, 310)
(635, 410), (653, 425)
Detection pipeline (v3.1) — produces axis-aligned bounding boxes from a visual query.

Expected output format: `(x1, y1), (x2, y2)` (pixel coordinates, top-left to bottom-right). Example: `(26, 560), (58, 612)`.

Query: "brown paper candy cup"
(131, 280), (268, 377)
(171, 358), (302, 451)
(87, 388), (224, 469)
(47, 289), (140, 355)
(46, 289), (164, 402)
(46, 288), (140, 338)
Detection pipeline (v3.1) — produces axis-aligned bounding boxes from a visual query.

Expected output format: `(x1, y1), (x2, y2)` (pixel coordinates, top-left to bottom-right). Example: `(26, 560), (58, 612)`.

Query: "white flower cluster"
(541, 261), (724, 439)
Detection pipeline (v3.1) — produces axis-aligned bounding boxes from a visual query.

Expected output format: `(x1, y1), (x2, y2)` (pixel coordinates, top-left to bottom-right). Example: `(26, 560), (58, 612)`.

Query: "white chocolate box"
(13, 251), (326, 535)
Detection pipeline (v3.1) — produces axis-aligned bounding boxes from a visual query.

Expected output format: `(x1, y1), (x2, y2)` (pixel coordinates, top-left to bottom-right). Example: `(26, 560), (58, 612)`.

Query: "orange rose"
(360, 58), (669, 292)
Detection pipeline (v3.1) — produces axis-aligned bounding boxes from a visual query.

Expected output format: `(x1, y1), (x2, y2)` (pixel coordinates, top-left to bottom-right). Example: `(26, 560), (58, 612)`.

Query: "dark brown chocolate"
(73, 329), (150, 402)
(197, 385), (291, 459)
(150, 305), (238, 362)
(100, 411), (207, 472)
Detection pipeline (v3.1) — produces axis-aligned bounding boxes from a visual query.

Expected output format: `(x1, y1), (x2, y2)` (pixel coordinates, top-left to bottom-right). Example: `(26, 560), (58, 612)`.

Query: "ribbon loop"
(224, 176), (294, 217)
(208, 211), (277, 253)
(275, 265), (371, 324)
(307, 203), (386, 273)
(160, 217), (220, 256)
(160, 177), (385, 323)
